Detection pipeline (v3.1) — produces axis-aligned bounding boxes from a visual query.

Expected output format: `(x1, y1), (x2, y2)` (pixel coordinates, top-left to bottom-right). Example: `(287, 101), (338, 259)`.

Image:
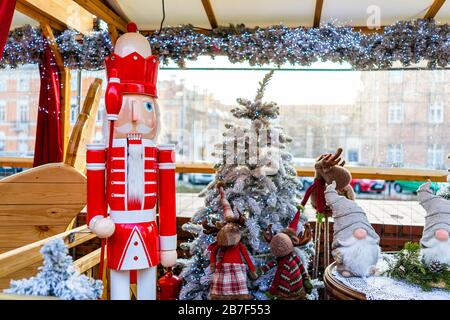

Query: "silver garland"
(1, 19), (448, 70)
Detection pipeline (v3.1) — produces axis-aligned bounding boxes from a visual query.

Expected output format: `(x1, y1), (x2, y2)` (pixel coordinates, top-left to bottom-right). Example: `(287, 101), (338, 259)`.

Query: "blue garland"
(0, 19), (448, 70)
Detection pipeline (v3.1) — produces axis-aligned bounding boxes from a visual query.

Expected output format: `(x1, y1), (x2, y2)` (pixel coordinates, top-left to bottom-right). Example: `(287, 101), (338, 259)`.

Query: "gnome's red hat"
(288, 210), (301, 234)
(104, 22), (159, 120)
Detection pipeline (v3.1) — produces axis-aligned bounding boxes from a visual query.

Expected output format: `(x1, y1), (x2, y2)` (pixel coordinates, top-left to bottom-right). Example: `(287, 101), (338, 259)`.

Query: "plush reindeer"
(291, 148), (355, 276)
(259, 225), (312, 299)
(203, 185), (257, 300)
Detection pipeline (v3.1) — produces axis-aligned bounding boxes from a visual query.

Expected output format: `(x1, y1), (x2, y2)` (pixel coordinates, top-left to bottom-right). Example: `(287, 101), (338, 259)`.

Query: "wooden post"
(108, 23), (119, 46)
(40, 23), (72, 159)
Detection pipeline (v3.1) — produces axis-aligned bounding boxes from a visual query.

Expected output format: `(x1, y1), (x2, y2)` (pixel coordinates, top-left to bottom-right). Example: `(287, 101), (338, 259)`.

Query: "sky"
(159, 56), (364, 105)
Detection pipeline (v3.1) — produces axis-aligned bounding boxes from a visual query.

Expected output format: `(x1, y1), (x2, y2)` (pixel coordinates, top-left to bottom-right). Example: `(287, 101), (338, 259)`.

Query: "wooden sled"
(0, 78), (102, 256)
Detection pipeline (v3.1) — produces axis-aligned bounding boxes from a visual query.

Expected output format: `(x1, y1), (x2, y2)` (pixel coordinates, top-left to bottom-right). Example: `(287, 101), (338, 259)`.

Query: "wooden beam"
(424, 0), (446, 19)
(0, 157), (33, 168)
(108, 23), (119, 46)
(72, 0), (128, 33)
(143, 25), (385, 36)
(18, 0), (93, 34)
(353, 25), (385, 34)
(16, 0), (66, 31)
(74, 248), (101, 273)
(175, 162), (448, 182)
(313, 0), (324, 28)
(40, 23), (65, 68)
(201, 0), (218, 29)
(0, 157), (446, 182)
(40, 23), (71, 157)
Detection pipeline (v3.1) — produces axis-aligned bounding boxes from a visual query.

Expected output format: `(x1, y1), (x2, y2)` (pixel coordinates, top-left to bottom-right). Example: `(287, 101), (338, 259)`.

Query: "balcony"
(11, 121), (29, 133)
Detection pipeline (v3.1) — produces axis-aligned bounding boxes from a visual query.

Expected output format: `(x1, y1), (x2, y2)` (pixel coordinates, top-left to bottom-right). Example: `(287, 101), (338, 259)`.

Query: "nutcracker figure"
(86, 22), (177, 300)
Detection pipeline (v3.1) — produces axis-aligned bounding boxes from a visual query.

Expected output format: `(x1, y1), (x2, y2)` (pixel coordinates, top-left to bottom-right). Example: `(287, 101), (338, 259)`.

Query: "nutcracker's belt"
(109, 209), (156, 224)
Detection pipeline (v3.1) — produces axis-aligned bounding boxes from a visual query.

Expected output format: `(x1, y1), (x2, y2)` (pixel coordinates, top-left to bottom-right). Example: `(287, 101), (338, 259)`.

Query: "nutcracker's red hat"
(104, 22), (159, 97)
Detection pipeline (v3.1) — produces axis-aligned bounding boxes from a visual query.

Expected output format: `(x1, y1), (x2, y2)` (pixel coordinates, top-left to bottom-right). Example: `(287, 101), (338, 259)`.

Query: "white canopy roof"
(9, 0), (450, 32)
(105, 0), (450, 30)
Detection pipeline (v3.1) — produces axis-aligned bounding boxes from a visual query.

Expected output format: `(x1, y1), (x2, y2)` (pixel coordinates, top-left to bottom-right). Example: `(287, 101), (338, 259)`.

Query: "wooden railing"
(0, 225), (98, 290)
(0, 157), (447, 182)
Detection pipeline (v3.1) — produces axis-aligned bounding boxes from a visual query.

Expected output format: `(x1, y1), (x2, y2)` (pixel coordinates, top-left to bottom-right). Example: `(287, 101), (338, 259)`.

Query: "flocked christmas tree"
(4, 239), (103, 300)
(179, 71), (319, 300)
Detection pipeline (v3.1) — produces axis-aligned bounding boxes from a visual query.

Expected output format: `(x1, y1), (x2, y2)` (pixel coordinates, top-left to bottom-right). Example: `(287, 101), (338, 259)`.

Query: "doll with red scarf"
(290, 148), (355, 275)
(203, 185), (257, 300)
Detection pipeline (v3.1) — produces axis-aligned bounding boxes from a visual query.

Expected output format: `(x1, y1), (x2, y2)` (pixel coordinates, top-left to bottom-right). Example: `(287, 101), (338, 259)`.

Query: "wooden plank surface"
(16, 0), (66, 31)
(0, 204), (83, 225)
(0, 182), (85, 205)
(0, 225), (94, 279)
(1, 163), (86, 183)
(26, 0), (94, 34)
(72, 0), (128, 32)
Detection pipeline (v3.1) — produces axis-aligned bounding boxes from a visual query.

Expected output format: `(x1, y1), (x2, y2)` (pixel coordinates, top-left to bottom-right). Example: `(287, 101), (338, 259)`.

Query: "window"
(97, 98), (105, 124)
(348, 149), (359, 163)
(0, 79), (6, 91)
(18, 133), (28, 154)
(389, 71), (403, 83)
(427, 144), (444, 169)
(431, 70), (445, 83)
(0, 132), (5, 152)
(94, 131), (103, 143)
(387, 144), (403, 165)
(17, 78), (29, 92)
(18, 101), (28, 123)
(429, 102), (444, 123)
(0, 101), (5, 122)
(388, 103), (403, 123)
(0, 65), (39, 155)
(70, 100), (79, 124)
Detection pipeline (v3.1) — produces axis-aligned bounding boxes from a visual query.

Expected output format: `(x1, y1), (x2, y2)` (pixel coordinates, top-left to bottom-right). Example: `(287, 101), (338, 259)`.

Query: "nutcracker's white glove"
(160, 250), (177, 268)
(89, 215), (115, 238)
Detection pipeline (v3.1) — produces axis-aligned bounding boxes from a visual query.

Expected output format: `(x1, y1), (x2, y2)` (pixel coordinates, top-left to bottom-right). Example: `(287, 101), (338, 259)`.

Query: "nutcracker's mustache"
(115, 123), (152, 134)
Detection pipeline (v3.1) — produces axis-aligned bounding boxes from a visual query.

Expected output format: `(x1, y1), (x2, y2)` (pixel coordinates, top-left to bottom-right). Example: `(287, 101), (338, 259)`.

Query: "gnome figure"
(324, 181), (380, 277)
(418, 182), (450, 267)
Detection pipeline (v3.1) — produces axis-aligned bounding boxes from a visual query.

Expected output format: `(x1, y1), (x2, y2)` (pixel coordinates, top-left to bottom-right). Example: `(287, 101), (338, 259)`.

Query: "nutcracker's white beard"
(421, 238), (450, 266)
(336, 235), (380, 276)
(127, 144), (144, 204)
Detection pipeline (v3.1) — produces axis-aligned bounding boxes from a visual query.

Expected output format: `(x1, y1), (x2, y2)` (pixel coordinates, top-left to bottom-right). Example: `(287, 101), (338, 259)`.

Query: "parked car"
(299, 177), (314, 191)
(188, 173), (215, 185)
(0, 167), (23, 177)
(392, 180), (442, 194)
(350, 179), (386, 194)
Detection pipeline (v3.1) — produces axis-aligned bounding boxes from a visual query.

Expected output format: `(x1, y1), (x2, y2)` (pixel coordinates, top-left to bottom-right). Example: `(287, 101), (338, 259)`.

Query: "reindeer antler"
(317, 148), (344, 169)
(263, 224), (274, 243)
(202, 219), (221, 235)
(236, 208), (247, 227)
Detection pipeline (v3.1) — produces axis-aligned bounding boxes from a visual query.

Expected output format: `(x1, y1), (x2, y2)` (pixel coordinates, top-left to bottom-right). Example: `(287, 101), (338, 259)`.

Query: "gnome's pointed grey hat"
(418, 182), (450, 248)
(325, 181), (380, 248)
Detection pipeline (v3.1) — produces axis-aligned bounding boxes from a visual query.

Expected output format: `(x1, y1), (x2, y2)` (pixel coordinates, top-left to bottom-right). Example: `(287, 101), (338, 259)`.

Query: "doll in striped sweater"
(260, 225), (313, 299)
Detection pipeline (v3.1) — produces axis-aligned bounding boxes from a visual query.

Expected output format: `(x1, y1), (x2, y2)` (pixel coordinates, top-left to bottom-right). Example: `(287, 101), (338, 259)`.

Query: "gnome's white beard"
(336, 235), (380, 276)
(127, 144), (144, 204)
(422, 238), (450, 266)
